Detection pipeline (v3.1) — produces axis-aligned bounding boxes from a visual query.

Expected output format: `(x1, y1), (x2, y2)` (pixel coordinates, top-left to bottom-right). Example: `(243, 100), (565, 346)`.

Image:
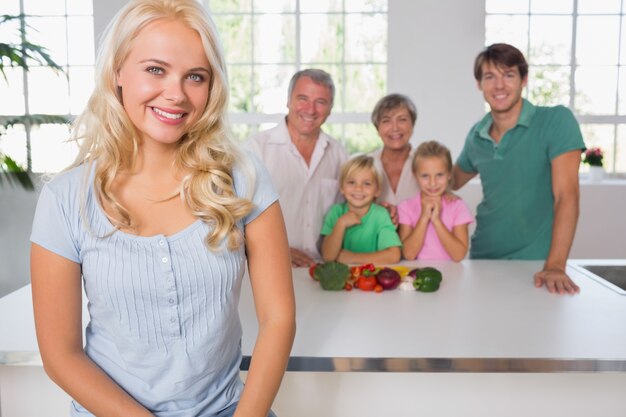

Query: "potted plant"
(0, 14), (67, 190)
(582, 146), (604, 182)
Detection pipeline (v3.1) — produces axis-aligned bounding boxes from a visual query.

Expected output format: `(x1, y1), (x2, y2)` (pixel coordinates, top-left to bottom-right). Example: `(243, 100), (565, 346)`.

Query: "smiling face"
(286, 76), (332, 139)
(478, 61), (527, 117)
(116, 19), (211, 149)
(341, 168), (380, 211)
(376, 105), (414, 151)
(414, 156), (451, 198)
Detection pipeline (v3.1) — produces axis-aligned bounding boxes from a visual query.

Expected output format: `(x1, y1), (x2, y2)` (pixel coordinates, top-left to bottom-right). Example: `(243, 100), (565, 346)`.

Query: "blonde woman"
(29, 1), (295, 416)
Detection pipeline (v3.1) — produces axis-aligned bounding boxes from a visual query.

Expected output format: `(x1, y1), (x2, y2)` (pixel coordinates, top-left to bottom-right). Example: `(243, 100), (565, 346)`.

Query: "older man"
(247, 69), (348, 267)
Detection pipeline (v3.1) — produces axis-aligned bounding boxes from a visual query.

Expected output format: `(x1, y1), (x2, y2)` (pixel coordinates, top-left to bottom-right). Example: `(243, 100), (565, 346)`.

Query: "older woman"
(369, 94), (419, 206)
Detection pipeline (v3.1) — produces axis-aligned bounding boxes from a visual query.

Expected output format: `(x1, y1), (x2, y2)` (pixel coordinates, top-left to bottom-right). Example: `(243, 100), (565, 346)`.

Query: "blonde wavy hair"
(69, 0), (253, 249)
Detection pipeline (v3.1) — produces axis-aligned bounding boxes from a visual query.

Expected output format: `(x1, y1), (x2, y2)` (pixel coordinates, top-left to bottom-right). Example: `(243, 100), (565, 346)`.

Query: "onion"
(375, 267), (401, 290)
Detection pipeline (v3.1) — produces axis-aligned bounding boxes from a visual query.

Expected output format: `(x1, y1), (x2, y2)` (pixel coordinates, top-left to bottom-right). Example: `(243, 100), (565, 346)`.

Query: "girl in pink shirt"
(398, 141), (474, 261)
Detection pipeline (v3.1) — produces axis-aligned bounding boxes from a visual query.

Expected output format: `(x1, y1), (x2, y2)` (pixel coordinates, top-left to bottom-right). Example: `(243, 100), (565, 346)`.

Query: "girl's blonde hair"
(69, 0), (253, 249)
(411, 140), (454, 190)
(340, 155), (382, 190)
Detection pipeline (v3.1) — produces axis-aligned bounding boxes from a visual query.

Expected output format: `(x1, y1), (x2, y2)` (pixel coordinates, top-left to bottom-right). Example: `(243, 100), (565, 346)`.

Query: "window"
(486, 0), (626, 175)
(1, 1), (387, 174)
(0, 0), (94, 173)
(207, 0), (388, 153)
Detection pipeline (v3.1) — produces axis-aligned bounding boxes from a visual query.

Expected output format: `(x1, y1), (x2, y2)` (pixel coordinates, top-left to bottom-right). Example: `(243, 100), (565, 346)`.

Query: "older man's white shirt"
(246, 118), (348, 260)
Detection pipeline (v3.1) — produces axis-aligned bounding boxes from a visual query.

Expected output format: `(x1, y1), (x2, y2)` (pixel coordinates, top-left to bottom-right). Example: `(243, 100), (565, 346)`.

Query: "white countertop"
(240, 260), (626, 371)
(2, 260), (626, 371)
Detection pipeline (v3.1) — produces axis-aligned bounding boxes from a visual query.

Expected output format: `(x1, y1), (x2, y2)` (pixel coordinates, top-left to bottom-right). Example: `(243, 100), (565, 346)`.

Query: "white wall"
(389, 0), (486, 158)
(92, 0), (126, 42)
(1, 0), (624, 297)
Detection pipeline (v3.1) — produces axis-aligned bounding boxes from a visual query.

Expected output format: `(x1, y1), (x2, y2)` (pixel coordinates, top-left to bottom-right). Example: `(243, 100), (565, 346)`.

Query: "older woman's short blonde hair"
(371, 93), (417, 129)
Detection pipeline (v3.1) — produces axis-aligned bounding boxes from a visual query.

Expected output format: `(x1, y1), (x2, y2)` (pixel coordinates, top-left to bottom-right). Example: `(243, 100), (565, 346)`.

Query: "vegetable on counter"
(309, 263), (320, 280)
(350, 263), (380, 292)
(351, 263), (376, 277)
(409, 267), (443, 292)
(314, 261), (350, 291)
(387, 265), (411, 277)
(355, 275), (377, 291)
(311, 262), (443, 294)
(375, 267), (401, 290)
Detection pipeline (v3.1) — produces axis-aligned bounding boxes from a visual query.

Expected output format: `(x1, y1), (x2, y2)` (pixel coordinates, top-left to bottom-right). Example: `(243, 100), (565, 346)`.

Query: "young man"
(453, 43), (585, 295)
(247, 69), (348, 267)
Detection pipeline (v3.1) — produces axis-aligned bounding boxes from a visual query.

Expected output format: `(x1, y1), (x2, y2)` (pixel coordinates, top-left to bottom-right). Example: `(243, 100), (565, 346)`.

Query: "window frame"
(486, 0), (626, 176)
(206, 0), (388, 152)
(0, 1), (94, 173)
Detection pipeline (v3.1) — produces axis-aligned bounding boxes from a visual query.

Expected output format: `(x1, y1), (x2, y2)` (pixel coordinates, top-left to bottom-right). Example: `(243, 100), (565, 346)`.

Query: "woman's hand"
(443, 191), (459, 202)
(379, 201), (398, 225)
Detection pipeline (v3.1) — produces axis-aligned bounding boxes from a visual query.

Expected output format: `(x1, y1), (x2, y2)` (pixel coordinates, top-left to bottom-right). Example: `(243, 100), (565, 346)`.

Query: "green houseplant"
(582, 147), (604, 167)
(1, 14), (67, 190)
(582, 146), (605, 182)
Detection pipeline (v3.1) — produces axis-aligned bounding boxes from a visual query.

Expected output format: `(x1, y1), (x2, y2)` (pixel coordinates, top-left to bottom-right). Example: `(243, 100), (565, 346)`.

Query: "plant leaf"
(0, 14), (65, 80)
(0, 14), (65, 191)
(0, 154), (34, 190)
(1, 114), (69, 129)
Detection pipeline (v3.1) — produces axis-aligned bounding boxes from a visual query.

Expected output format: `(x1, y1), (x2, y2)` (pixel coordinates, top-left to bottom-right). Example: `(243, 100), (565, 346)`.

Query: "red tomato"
(374, 284), (384, 293)
(344, 283), (353, 291)
(357, 276), (377, 291)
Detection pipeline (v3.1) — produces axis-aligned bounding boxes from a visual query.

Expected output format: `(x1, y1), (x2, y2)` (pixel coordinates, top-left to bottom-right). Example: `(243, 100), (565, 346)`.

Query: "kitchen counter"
(3, 260), (625, 372)
(239, 259), (626, 372)
(2, 260), (626, 417)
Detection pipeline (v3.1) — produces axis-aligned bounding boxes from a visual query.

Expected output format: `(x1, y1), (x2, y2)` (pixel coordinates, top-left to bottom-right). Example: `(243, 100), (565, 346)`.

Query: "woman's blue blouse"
(30, 152), (278, 416)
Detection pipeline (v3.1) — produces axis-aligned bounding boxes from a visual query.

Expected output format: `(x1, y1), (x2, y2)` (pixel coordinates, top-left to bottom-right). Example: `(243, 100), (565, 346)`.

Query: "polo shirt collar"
(517, 99), (535, 127)
(477, 98), (536, 141)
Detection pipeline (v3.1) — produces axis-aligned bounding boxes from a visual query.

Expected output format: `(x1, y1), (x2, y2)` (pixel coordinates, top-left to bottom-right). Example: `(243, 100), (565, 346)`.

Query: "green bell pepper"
(412, 267), (442, 292)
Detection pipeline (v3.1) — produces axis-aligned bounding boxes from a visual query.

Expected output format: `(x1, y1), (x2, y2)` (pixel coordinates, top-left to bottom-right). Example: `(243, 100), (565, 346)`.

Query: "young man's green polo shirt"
(456, 99), (585, 259)
(321, 203), (402, 253)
